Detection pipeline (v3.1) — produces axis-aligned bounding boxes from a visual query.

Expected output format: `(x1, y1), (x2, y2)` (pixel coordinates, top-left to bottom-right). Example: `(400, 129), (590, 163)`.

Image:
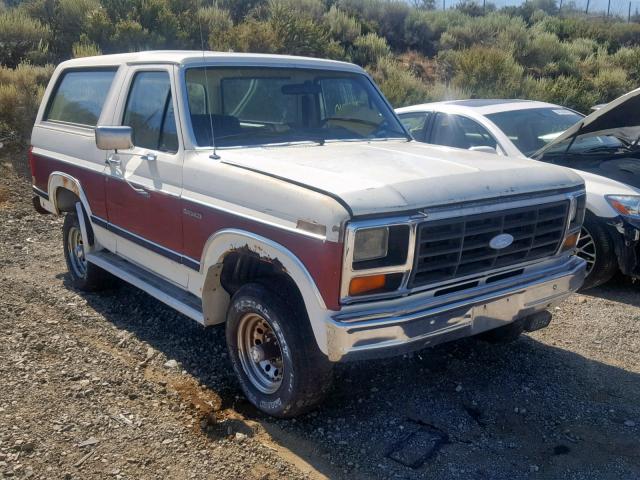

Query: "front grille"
(409, 201), (569, 288)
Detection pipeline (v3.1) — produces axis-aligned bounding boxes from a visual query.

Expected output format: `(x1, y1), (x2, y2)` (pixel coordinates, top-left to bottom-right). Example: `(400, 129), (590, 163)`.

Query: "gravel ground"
(1, 158), (639, 480)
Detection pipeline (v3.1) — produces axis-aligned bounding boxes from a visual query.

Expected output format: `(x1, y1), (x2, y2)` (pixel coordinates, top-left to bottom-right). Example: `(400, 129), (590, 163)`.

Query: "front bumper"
(325, 256), (586, 361)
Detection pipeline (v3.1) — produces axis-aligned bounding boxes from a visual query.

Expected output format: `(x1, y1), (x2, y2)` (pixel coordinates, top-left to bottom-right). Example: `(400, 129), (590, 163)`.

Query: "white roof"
(58, 50), (364, 73)
(396, 99), (567, 116)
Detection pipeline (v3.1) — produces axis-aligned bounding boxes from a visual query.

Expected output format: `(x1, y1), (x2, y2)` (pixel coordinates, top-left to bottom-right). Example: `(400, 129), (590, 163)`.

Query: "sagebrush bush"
(325, 6), (361, 45)
(0, 63), (53, 146)
(0, 0), (640, 142)
(369, 56), (430, 107)
(441, 46), (525, 98)
(351, 32), (390, 66)
(0, 9), (49, 67)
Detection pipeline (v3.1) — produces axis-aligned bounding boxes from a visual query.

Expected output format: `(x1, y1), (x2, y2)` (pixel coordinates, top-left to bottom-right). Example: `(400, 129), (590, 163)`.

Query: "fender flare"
(47, 171), (93, 217)
(199, 229), (332, 354)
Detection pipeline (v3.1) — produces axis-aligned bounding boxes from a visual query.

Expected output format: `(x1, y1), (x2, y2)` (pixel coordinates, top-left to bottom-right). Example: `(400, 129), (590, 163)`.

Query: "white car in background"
(397, 97), (640, 289)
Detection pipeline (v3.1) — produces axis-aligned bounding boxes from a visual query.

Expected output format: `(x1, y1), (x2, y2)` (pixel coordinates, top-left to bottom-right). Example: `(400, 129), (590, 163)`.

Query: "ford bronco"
(30, 51), (587, 417)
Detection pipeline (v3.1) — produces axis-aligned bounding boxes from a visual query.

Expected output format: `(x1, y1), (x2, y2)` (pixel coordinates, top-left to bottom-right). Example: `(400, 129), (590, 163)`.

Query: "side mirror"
(95, 126), (133, 151)
(469, 145), (498, 155)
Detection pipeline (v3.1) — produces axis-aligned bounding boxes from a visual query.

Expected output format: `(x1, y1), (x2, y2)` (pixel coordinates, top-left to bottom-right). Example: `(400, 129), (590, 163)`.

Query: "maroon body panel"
(30, 152), (108, 219)
(30, 152), (344, 310)
(181, 199), (344, 310)
(106, 176), (183, 253)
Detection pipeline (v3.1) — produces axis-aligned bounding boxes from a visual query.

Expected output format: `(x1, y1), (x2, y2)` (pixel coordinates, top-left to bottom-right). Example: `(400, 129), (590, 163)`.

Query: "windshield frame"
(178, 63), (410, 150)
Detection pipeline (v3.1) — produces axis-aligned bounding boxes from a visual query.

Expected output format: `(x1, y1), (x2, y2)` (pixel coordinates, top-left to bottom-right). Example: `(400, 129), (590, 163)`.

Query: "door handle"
(130, 185), (151, 197)
(141, 153), (157, 162)
(106, 154), (121, 166)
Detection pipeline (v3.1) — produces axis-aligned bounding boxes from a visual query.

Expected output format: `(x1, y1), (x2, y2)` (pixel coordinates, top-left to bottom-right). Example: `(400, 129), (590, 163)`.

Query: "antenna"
(197, 7), (220, 160)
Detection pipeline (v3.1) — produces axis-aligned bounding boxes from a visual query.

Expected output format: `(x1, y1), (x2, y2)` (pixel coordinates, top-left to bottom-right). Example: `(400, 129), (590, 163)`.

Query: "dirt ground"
(1, 158), (639, 480)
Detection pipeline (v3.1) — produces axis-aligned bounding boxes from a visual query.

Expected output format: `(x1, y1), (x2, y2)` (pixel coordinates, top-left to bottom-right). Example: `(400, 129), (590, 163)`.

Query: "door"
(104, 66), (186, 284)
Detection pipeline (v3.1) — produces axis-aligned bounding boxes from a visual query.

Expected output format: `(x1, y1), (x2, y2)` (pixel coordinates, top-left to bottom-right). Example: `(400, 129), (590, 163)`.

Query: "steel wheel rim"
(67, 225), (87, 279)
(236, 313), (284, 394)
(576, 226), (596, 275)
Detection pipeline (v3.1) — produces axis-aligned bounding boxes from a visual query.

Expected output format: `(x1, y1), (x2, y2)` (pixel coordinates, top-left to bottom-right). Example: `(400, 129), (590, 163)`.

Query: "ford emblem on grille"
(489, 233), (514, 250)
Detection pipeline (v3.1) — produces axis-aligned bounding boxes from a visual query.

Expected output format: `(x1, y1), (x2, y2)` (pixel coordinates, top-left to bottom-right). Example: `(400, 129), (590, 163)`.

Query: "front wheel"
(63, 212), (112, 291)
(226, 283), (333, 417)
(576, 213), (618, 290)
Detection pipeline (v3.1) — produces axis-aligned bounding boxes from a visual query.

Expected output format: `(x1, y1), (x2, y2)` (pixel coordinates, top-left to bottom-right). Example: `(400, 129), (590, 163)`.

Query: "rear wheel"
(63, 212), (112, 291)
(577, 213), (618, 290)
(226, 283), (333, 417)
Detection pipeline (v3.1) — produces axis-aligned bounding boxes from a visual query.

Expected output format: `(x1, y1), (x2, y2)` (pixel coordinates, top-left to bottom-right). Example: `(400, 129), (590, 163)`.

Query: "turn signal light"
(562, 231), (580, 251)
(349, 274), (387, 296)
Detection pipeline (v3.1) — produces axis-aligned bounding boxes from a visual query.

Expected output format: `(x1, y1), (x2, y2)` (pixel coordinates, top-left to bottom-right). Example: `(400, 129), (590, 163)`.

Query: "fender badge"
(489, 233), (514, 250)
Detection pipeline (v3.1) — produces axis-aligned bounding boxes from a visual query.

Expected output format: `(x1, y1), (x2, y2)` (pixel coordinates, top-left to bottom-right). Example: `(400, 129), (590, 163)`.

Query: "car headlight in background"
(605, 195), (640, 218)
(353, 227), (388, 262)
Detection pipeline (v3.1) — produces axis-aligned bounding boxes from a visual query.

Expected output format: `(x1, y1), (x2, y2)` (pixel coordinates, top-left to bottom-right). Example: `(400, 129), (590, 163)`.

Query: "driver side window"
(123, 71), (178, 153)
(431, 113), (496, 150)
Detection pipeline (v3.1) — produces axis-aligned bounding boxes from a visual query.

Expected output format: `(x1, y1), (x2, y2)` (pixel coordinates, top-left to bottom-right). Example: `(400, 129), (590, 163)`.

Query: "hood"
(535, 87), (640, 157)
(220, 140), (583, 217)
(577, 169), (640, 195)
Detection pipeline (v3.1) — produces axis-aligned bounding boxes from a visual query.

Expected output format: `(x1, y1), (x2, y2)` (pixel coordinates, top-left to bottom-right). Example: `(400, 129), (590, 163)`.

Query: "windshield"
(486, 107), (583, 156)
(184, 67), (407, 148)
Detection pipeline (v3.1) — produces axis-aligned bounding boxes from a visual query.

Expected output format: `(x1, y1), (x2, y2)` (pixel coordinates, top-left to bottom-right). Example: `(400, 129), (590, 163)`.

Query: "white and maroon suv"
(30, 51), (587, 417)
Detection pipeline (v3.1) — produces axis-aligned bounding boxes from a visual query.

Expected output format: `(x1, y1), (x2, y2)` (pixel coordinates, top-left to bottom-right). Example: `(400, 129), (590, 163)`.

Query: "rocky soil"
(1, 158), (639, 479)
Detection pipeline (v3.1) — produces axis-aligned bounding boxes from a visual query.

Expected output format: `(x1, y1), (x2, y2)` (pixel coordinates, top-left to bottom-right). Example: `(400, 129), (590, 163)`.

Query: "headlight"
(568, 193), (586, 231)
(343, 223), (412, 301)
(353, 227), (388, 262)
(606, 195), (640, 217)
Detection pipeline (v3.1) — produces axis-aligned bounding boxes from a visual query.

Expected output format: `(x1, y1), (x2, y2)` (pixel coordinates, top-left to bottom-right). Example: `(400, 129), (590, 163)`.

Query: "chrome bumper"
(325, 256), (586, 361)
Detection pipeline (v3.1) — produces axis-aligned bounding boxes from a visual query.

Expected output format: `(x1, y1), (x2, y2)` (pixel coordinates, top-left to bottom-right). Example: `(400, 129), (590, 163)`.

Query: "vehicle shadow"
(63, 276), (640, 480)
(583, 274), (640, 307)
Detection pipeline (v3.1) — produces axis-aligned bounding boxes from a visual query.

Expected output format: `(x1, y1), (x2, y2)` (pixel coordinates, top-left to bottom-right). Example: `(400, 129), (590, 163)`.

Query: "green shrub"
(267, 0), (329, 56)
(325, 5), (361, 45)
(351, 32), (390, 66)
(72, 39), (101, 57)
(0, 63), (53, 146)
(440, 46), (524, 98)
(368, 56), (430, 107)
(404, 9), (436, 55)
(0, 9), (49, 67)
(523, 75), (598, 112)
(613, 46), (640, 82)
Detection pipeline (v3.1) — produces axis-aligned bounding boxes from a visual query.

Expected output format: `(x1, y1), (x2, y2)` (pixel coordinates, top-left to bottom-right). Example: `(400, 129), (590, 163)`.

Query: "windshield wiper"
(580, 145), (630, 154)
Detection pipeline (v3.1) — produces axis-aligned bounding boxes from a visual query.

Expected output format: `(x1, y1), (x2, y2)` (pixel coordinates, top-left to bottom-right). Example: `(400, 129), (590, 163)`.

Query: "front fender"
(199, 229), (334, 355)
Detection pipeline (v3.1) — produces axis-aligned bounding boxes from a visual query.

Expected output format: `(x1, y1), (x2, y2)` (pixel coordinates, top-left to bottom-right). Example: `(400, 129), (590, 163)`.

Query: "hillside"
(2, 0), (640, 146)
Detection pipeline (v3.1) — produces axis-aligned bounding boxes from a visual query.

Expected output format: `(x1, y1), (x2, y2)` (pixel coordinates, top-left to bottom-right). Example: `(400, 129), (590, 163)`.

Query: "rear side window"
(45, 69), (117, 126)
(122, 71), (178, 153)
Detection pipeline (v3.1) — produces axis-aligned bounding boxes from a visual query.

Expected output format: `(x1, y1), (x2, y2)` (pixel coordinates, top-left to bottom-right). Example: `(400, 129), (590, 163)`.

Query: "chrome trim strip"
(90, 214), (201, 271)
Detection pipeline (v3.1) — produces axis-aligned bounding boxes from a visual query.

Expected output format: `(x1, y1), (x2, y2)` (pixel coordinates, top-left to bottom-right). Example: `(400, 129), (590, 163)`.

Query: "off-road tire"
(578, 212), (618, 290)
(226, 283), (333, 417)
(62, 213), (112, 291)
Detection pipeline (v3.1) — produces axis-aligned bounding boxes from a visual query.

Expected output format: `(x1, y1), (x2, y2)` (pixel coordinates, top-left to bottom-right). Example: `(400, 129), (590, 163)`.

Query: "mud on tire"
(225, 283), (333, 417)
